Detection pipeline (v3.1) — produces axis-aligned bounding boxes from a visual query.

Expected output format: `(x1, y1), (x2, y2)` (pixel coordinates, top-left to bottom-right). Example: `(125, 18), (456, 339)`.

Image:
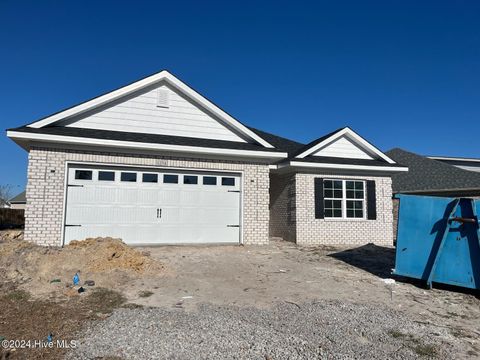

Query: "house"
(386, 148), (480, 197)
(7, 70), (407, 247)
(427, 156), (480, 173)
(0, 199), (9, 209)
(385, 148), (480, 241)
(9, 191), (26, 210)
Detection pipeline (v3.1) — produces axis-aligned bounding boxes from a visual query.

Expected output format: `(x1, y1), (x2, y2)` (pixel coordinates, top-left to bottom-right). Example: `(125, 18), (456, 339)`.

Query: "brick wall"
(295, 173), (394, 246)
(392, 198), (399, 244)
(269, 173), (296, 242)
(25, 146), (270, 246)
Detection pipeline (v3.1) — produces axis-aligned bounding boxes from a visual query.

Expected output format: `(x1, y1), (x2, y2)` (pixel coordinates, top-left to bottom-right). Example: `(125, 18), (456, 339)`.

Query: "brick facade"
(269, 174), (296, 242)
(25, 146), (270, 246)
(270, 172), (394, 246)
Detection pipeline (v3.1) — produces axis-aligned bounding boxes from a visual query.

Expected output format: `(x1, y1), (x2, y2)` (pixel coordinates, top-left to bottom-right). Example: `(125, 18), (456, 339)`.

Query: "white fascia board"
(285, 160), (408, 172)
(428, 156), (480, 163)
(7, 131), (287, 159)
(26, 70), (274, 148)
(296, 127), (396, 164)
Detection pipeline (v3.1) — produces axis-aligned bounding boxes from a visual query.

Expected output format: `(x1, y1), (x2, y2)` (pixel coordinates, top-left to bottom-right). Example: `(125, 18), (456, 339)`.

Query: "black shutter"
(366, 180), (377, 220)
(314, 178), (324, 219)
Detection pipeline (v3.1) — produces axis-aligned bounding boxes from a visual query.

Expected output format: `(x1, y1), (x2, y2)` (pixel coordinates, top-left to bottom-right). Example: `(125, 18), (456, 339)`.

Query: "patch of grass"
(388, 329), (437, 358)
(138, 290), (154, 298)
(122, 303), (144, 309)
(85, 288), (126, 313)
(388, 329), (406, 339)
(4, 289), (30, 301)
(412, 343), (437, 357)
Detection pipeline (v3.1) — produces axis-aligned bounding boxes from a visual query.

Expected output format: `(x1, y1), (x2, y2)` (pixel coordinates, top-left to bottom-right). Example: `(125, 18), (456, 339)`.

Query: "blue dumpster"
(393, 194), (480, 290)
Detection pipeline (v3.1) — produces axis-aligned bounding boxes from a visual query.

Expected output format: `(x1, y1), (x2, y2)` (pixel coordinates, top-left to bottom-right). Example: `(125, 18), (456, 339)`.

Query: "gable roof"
(294, 127), (397, 163)
(23, 70), (274, 149)
(386, 148), (480, 194)
(248, 127), (407, 172)
(8, 125), (287, 159)
(9, 191), (26, 204)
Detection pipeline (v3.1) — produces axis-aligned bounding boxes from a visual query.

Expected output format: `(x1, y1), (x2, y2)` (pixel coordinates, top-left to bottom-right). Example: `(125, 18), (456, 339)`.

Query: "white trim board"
(282, 161), (408, 172)
(296, 127), (397, 164)
(7, 131), (288, 160)
(26, 70), (274, 148)
(428, 156), (480, 163)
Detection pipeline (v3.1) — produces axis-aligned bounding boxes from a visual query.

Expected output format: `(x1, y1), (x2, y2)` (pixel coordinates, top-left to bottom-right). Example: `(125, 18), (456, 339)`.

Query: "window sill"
(322, 217), (368, 222)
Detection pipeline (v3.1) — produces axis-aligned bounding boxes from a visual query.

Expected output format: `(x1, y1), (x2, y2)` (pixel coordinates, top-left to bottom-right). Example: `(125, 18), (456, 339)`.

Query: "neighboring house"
(7, 70), (407, 247)
(427, 156), (480, 173)
(386, 148), (480, 197)
(0, 198), (10, 208)
(385, 148), (480, 241)
(9, 191), (26, 210)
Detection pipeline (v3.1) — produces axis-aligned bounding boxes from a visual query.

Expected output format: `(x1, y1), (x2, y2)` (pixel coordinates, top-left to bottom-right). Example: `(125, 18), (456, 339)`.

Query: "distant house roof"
(9, 191), (26, 204)
(386, 148), (480, 195)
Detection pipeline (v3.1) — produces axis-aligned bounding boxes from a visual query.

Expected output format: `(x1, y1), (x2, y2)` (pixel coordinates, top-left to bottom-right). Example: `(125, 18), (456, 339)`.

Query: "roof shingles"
(386, 148), (480, 193)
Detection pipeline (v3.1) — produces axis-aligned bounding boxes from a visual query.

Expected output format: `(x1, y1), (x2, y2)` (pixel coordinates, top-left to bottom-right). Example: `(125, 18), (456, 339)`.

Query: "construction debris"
(0, 235), (164, 298)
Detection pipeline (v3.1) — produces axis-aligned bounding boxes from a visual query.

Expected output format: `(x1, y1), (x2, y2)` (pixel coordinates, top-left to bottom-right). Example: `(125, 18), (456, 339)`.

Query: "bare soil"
(1, 231), (480, 359)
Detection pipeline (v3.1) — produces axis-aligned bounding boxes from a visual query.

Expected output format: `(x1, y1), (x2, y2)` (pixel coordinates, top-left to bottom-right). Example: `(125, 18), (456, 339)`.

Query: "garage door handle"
(227, 225), (239, 227)
(157, 208), (162, 218)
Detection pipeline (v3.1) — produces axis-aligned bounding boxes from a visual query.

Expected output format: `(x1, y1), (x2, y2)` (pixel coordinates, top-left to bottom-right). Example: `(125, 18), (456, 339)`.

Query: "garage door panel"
(114, 188), (137, 204)
(65, 166), (241, 245)
(159, 188), (181, 205)
(180, 190), (200, 205)
(95, 187), (117, 203)
(137, 189), (160, 204)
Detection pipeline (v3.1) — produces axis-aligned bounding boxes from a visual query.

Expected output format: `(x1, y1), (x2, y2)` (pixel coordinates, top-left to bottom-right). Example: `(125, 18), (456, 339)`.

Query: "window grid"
(323, 179), (365, 219)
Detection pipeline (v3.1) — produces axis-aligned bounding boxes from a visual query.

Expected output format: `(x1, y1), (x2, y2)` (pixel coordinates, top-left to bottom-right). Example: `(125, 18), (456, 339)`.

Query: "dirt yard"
(1, 231), (479, 359)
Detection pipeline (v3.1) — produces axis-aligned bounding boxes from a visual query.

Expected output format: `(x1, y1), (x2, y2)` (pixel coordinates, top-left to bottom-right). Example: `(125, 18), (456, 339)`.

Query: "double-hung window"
(323, 179), (365, 219)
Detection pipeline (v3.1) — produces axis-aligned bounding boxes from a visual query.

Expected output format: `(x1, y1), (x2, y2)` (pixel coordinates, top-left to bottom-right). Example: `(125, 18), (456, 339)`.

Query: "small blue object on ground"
(73, 272), (80, 286)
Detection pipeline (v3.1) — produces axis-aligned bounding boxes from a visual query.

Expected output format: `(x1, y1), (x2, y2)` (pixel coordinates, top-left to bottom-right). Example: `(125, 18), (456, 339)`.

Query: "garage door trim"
(60, 161), (245, 246)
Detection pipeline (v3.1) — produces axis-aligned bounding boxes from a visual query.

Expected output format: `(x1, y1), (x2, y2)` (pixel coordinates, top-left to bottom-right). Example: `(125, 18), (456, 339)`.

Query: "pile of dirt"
(67, 237), (158, 273)
(0, 236), (164, 298)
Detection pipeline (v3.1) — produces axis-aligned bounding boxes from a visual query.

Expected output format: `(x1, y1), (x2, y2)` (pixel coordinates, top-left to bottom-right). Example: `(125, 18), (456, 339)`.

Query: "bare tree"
(0, 184), (15, 207)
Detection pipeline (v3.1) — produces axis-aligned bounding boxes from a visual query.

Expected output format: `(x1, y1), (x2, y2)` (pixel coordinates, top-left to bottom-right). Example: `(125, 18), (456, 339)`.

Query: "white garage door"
(64, 165), (241, 245)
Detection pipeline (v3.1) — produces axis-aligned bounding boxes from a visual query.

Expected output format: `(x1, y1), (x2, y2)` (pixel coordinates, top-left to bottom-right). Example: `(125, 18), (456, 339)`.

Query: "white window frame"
(323, 179), (366, 220)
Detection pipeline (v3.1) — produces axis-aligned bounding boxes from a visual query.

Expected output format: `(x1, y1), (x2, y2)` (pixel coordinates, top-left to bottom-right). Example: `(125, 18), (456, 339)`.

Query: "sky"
(1, 0), (479, 191)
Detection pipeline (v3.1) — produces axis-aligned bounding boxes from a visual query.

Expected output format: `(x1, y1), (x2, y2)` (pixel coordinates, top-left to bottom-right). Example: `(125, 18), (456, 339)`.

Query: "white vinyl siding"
(312, 136), (374, 160)
(61, 83), (247, 143)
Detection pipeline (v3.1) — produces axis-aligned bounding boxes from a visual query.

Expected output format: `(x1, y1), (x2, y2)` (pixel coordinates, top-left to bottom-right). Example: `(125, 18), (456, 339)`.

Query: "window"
(75, 170), (92, 180)
(324, 179), (365, 219)
(346, 181), (364, 218)
(221, 177), (235, 186)
(203, 176), (217, 185)
(142, 173), (158, 183)
(163, 174), (178, 184)
(98, 171), (115, 181)
(121, 172), (137, 182)
(184, 175), (198, 184)
(323, 180), (343, 218)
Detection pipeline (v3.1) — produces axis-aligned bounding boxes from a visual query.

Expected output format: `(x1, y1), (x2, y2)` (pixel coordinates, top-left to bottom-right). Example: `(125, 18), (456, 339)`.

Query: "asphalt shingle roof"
(9, 191), (26, 203)
(9, 126), (284, 153)
(386, 148), (480, 193)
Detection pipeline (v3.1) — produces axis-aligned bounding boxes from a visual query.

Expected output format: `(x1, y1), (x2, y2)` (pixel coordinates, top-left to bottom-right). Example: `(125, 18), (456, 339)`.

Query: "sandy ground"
(1, 231), (480, 358)
(119, 240), (480, 357)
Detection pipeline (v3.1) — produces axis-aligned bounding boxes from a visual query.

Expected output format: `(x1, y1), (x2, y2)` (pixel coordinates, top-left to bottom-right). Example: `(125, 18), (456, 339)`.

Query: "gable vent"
(157, 89), (170, 108)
